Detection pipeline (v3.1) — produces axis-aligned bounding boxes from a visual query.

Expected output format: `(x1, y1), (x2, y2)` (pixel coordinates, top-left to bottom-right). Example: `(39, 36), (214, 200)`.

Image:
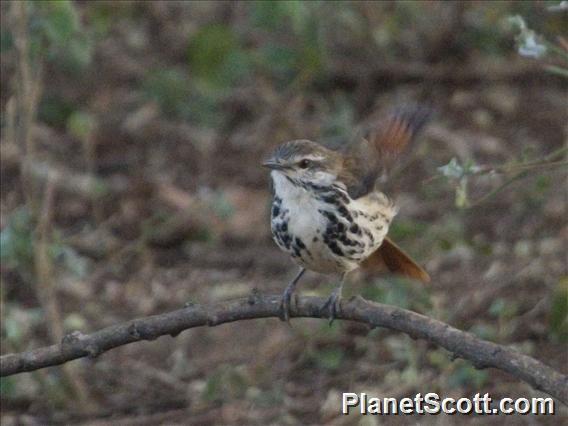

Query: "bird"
(263, 104), (432, 323)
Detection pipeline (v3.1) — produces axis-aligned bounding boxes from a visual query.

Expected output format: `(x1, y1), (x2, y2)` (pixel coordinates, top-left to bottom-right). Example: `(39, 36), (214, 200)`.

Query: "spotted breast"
(270, 171), (397, 274)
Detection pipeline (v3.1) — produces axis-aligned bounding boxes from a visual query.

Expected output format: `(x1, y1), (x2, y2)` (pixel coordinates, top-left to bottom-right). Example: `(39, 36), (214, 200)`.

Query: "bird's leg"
(280, 267), (306, 323)
(322, 273), (347, 325)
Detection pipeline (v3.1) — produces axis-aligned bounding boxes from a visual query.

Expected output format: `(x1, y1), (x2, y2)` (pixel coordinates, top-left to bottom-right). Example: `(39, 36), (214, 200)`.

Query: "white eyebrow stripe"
(299, 155), (325, 162)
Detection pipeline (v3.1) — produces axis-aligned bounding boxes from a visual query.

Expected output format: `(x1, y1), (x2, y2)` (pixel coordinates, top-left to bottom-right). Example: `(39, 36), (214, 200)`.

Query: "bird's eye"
(299, 159), (311, 169)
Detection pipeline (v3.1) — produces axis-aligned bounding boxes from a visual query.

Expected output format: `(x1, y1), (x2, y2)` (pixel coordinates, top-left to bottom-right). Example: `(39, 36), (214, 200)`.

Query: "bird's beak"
(262, 159), (286, 171)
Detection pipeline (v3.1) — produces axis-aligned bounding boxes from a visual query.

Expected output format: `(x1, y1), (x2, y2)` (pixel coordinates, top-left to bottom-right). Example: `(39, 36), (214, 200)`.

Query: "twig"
(1, 294), (566, 404)
(422, 146), (568, 186)
(476, 146), (568, 175)
(422, 145), (568, 209)
(10, 0), (43, 211)
(329, 58), (550, 86)
(34, 176), (63, 343)
(33, 175), (95, 409)
(465, 170), (529, 208)
(466, 145), (568, 208)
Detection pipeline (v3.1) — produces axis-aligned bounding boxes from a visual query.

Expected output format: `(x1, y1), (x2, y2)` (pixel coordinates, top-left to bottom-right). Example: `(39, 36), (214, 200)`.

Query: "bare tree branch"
(1, 294), (566, 404)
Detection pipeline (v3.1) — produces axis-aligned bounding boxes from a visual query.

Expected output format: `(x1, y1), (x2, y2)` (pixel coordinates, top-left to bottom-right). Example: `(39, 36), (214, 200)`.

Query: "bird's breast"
(270, 173), (397, 274)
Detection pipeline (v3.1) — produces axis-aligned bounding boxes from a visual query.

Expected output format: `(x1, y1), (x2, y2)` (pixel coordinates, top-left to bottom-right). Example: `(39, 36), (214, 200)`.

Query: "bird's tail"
(361, 236), (430, 284)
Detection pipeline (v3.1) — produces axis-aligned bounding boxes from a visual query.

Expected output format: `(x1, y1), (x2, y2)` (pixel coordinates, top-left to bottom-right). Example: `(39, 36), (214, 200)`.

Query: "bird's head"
(262, 140), (343, 187)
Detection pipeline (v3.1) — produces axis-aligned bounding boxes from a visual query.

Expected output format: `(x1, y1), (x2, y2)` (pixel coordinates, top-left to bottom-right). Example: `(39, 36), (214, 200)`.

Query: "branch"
(329, 59), (549, 86)
(1, 294), (566, 404)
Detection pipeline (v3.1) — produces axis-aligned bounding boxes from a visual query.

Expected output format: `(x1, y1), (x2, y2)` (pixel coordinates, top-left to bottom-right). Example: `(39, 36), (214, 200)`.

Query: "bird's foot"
(279, 286), (294, 323)
(279, 268), (306, 323)
(321, 288), (342, 326)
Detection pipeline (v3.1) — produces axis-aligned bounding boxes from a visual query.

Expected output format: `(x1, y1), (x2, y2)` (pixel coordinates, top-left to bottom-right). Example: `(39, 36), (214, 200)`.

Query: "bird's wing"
(361, 236), (430, 284)
(341, 104), (432, 199)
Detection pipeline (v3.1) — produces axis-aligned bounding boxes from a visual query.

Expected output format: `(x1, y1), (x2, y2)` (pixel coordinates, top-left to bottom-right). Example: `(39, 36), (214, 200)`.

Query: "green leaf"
(38, 95), (76, 128)
(315, 347), (344, 371)
(67, 111), (95, 141)
(40, 0), (78, 44)
(489, 298), (507, 317)
(187, 24), (248, 90)
(282, 0), (310, 35)
(29, 0), (94, 72)
(0, 377), (16, 397)
(448, 362), (488, 388)
(438, 158), (480, 180)
(438, 158), (465, 179)
(469, 323), (497, 340)
(300, 43), (324, 75)
(0, 207), (35, 272)
(52, 244), (90, 278)
(65, 36), (94, 71)
(545, 65), (568, 79)
(0, 29), (13, 53)
(3, 316), (23, 342)
(256, 44), (297, 77)
(202, 366), (248, 402)
(389, 220), (428, 240)
(143, 68), (192, 117)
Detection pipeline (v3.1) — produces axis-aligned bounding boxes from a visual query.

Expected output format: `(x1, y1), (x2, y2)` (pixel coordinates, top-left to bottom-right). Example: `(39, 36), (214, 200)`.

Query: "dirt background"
(1, 1), (567, 425)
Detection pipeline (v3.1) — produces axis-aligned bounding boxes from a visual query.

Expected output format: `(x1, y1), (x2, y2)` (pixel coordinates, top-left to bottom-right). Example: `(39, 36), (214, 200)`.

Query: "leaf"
(187, 24), (248, 90)
(202, 366), (248, 401)
(506, 15), (547, 59)
(256, 44), (297, 77)
(545, 65), (568, 79)
(0, 29), (13, 53)
(40, 0), (78, 44)
(67, 111), (95, 141)
(250, 1), (326, 84)
(65, 36), (94, 71)
(315, 348), (344, 371)
(30, 0), (94, 71)
(143, 68), (192, 117)
(0, 207), (35, 271)
(517, 33), (547, 58)
(489, 298), (506, 317)
(282, 0), (309, 35)
(53, 245), (90, 278)
(448, 362), (488, 388)
(3, 316), (23, 342)
(469, 323), (498, 341)
(389, 219), (428, 240)
(506, 15), (527, 33)
(438, 158), (465, 179)
(38, 95), (76, 128)
(0, 377), (16, 397)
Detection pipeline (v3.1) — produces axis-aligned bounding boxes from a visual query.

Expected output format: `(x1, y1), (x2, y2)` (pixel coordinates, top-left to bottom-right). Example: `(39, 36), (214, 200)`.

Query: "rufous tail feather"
(370, 104), (432, 167)
(362, 236), (430, 284)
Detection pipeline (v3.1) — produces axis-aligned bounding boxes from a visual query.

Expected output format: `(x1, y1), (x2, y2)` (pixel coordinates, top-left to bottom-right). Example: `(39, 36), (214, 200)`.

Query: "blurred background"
(1, 1), (567, 424)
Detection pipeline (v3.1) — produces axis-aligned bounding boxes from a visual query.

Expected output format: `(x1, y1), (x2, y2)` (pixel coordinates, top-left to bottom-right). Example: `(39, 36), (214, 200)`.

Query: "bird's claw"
(279, 268), (305, 324)
(321, 292), (342, 326)
(279, 289), (293, 323)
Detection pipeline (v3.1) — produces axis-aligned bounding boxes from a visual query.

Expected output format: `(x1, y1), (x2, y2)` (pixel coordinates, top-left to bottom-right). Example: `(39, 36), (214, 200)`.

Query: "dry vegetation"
(1, 1), (567, 425)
